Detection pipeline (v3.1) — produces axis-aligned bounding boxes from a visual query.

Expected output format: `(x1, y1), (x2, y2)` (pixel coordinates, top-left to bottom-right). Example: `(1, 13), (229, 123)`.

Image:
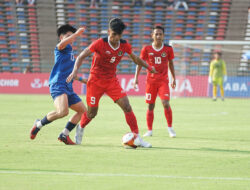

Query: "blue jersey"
(49, 44), (75, 85)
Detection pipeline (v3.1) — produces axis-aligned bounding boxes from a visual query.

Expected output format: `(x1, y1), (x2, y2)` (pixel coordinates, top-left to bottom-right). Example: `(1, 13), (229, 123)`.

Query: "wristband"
(147, 65), (153, 72)
(79, 77), (83, 81)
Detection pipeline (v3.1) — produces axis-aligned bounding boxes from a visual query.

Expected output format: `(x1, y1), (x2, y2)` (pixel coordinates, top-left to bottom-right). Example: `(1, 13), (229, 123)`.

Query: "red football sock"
(80, 112), (91, 128)
(164, 106), (172, 127)
(124, 111), (139, 134)
(146, 110), (154, 131)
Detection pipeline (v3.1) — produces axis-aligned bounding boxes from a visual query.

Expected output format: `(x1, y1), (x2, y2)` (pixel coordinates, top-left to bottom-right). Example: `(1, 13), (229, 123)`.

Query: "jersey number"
(155, 57), (161, 64)
(90, 97), (96, 105)
(110, 57), (116, 63)
(146, 93), (151, 100)
(71, 52), (75, 61)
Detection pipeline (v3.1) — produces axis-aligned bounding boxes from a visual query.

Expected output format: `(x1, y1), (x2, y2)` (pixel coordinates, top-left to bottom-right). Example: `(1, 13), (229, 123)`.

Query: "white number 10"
(155, 57), (161, 64)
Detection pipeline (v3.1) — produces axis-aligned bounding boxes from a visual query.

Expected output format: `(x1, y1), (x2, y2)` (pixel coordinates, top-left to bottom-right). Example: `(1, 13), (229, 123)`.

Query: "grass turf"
(0, 94), (250, 190)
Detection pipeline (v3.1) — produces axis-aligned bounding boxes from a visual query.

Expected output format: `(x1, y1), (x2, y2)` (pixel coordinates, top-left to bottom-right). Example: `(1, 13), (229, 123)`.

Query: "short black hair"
(109, 18), (126, 35)
(215, 52), (222, 56)
(153, 25), (165, 33)
(57, 24), (76, 37)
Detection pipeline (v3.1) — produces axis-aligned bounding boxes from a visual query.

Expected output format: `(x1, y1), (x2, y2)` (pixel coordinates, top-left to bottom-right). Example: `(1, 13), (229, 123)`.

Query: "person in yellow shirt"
(208, 52), (227, 101)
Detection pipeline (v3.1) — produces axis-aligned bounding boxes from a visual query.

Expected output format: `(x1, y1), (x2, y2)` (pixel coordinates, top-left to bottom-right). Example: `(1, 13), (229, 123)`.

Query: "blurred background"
(0, 0), (250, 97)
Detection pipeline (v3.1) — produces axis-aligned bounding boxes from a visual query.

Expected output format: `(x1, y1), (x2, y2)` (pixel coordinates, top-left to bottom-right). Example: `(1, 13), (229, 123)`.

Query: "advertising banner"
(1, 73), (249, 97)
(0, 73), (82, 94)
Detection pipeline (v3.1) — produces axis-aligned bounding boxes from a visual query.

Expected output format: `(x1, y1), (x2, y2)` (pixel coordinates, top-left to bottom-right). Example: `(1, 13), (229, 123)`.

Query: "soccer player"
(208, 52), (227, 101)
(30, 24), (88, 145)
(133, 26), (176, 138)
(67, 18), (156, 147)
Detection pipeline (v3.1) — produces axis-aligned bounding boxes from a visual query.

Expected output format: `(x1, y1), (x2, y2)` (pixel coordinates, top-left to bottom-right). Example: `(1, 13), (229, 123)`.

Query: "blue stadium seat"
(80, 4), (87, 8)
(199, 7), (207, 10)
(0, 49), (8, 53)
(0, 40), (7, 44)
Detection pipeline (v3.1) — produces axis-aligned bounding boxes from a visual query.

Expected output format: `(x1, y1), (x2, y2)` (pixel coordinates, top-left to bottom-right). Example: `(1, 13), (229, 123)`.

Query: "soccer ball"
(122, 132), (140, 149)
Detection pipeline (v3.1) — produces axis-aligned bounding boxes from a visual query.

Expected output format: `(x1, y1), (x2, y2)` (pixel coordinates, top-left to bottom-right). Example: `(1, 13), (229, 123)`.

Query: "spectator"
(144, 0), (154, 6)
(90, 0), (99, 8)
(27, 0), (35, 6)
(174, 0), (188, 10)
(23, 65), (32, 74)
(166, 0), (174, 9)
(16, 0), (23, 6)
(133, 0), (143, 6)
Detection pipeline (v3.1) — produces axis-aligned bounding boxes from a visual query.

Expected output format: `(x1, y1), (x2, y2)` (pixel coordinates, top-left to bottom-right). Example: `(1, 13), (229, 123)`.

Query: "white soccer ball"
(122, 132), (140, 149)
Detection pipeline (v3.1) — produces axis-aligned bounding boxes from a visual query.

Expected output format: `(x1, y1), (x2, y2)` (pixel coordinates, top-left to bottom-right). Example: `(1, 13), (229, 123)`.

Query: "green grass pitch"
(0, 94), (250, 190)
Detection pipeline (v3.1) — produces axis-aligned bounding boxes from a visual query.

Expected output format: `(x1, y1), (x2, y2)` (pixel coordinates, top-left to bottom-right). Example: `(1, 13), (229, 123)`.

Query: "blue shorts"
(49, 82), (81, 107)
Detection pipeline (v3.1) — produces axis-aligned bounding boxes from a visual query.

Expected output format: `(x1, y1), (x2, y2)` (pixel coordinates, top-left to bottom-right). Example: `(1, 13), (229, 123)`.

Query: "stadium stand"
(0, 0), (40, 73)
(52, 0), (234, 75)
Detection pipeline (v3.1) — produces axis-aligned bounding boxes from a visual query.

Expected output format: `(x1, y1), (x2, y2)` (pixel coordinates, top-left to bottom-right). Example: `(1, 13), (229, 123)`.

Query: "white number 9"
(90, 97), (96, 105)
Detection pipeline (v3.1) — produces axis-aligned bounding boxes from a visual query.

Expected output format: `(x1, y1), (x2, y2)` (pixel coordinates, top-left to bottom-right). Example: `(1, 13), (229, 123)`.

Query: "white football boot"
(143, 130), (153, 137)
(137, 135), (152, 148)
(168, 127), (176, 138)
(75, 124), (84, 145)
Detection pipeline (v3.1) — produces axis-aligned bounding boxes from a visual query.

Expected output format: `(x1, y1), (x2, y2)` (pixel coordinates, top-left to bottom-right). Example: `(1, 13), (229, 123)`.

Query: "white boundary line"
(0, 170), (250, 181)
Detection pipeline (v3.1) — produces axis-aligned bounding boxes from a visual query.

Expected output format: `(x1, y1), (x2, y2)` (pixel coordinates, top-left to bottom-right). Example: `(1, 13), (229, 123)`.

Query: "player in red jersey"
(134, 26), (177, 138)
(67, 18), (156, 147)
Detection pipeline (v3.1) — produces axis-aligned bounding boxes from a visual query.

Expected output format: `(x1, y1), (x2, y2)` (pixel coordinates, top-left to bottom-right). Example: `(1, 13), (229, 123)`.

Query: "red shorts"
(86, 77), (127, 107)
(145, 80), (170, 104)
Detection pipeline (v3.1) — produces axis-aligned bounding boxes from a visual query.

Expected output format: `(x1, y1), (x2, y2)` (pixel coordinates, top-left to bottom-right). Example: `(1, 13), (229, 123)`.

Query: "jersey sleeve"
(89, 38), (102, 53)
(140, 46), (147, 61)
(168, 46), (175, 60)
(125, 42), (132, 55)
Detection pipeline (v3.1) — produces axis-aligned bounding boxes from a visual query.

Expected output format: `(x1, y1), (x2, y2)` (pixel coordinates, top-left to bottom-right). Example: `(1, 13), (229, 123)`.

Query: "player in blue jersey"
(30, 24), (87, 145)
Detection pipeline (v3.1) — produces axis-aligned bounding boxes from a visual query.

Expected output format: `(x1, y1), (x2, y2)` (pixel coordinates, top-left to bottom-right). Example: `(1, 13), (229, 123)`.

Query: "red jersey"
(88, 37), (132, 79)
(140, 44), (174, 83)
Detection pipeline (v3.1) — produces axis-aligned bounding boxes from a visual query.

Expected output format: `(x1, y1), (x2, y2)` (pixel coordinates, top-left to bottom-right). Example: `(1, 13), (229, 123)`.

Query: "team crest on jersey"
(161, 52), (167, 57)
(118, 51), (123, 56)
(105, 51), (111, 55)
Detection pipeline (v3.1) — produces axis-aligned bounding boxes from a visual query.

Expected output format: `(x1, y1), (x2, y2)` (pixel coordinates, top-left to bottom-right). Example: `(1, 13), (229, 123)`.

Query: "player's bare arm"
(169, 59), (176, 89)
(133, 65), (142, 89)
(129, 53), (156, 73)
(57, 27), (85, 51)
(66, 47), (92, 83)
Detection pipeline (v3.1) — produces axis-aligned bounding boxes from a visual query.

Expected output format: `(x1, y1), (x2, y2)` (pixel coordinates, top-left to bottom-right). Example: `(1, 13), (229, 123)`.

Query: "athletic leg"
(80, 77), (103, 128)
(220, 85), (224, 100)
(30, 94), (69, 140)
(58, 92), (87, 145)
(116, 96), (139, 134)
(144, 82), (158, 136)
(147, 103), (155, 131)
(162, 99), (176, 138)
(105, 77), (151, 147)
(212, 79), (218, 101)
(158, 81), (176, 137)
(213, 85), (217, 100)
(116, 96), (151, 148)
(58, 101), (87, 145)
(162, 100), (172, 127)
(219, 78), (225, 101)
